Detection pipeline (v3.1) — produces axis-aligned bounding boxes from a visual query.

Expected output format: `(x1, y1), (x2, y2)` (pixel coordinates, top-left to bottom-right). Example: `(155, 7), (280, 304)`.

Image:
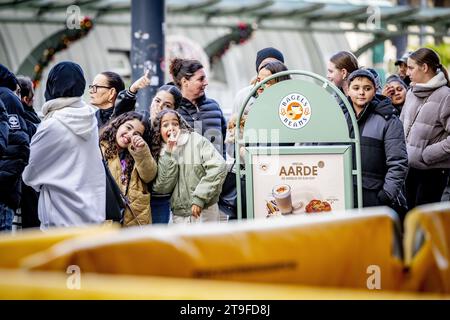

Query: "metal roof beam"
(249, 2), (325, 21)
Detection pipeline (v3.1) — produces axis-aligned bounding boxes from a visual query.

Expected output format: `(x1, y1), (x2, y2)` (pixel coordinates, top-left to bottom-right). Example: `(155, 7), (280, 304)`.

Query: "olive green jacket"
(153, 131), (226, 217)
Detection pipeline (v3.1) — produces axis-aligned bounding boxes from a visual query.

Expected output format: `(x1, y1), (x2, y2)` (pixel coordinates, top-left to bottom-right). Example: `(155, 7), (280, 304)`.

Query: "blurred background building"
(0, 0), (449, 118)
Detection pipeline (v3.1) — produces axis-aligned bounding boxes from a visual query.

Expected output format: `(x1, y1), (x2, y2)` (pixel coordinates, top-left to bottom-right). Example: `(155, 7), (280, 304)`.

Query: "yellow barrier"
(21, 208), (405, 291)
(0, 269), (446, 300)
(0, 224), (120, 269)
(403, 202), (450, 293)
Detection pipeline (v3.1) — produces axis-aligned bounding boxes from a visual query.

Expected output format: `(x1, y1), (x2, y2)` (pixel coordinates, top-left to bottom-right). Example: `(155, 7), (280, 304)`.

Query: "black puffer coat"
(0, 65), (29, 136)
(0, 126), (29, 209)
(178, 95), (226, 158)
(0, 100), (8, 155)
(347, 95), (408, 209)
(0, 65), (31, 210)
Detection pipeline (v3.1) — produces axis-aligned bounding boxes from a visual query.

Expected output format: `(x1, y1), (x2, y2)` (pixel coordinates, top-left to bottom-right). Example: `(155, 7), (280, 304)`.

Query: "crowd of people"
(0, 45), (449, 232)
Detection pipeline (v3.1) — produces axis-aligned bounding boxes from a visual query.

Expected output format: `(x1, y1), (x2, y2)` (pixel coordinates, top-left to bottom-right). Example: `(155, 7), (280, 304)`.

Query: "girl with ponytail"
(400, 47), (450, 208)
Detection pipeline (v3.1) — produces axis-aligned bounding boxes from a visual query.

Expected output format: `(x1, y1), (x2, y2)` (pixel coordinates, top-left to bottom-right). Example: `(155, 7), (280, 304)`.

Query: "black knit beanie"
(255, 47), (284, 72)
(348, 69), (376, 88)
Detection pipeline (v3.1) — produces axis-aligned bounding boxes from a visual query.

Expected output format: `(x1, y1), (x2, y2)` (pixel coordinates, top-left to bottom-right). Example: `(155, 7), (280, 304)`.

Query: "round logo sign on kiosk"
(279, 93), (311, 129)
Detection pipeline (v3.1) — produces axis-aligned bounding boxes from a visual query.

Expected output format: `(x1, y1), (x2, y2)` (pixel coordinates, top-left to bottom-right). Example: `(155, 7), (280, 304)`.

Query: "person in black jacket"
(90, 71), (151, 128)
(0, 64), (29, 136)
(169, 58), (226, 158)
(0, 64), (31, 231)
(17, 76), (41, 137)
(16, 76), (41, 229)
(346, 69), (408, 220)
(0, 100), (8, 156)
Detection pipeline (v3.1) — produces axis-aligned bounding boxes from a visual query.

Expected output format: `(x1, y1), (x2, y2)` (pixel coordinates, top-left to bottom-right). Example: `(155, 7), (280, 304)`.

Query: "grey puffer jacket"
(400, 72), (450, 170)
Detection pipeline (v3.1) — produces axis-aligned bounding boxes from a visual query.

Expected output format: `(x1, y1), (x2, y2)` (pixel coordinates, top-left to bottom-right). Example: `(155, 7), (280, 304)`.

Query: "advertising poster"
(251, 153), (347, 219)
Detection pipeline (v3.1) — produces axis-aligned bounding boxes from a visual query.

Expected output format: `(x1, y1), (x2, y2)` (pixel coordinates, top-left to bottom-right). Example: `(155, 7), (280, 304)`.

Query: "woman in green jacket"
(152, 109), (226, 223)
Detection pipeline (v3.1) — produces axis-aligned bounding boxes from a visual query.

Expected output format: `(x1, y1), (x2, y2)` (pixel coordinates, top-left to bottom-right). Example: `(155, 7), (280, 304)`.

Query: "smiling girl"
(100, 111), (157, 226)
(149, 84), (182, 123)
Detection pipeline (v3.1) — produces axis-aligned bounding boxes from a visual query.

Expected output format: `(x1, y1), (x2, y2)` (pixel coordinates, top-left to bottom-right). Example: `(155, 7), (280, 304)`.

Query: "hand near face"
(191, 204), (202, 218)
(129, 135), (146, 152)
(129, 70), (151, 93)
(382, 85), (395, 98)
(166, 131), (178, 152)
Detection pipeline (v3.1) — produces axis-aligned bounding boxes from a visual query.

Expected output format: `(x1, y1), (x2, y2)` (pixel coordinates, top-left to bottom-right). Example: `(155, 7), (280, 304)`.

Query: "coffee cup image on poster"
(251, 154), (346, 218)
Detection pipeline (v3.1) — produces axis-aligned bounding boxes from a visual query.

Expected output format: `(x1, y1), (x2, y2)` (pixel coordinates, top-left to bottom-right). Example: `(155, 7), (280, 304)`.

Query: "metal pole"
(420, 0), (427, 46)
(131, 0), (165, 111)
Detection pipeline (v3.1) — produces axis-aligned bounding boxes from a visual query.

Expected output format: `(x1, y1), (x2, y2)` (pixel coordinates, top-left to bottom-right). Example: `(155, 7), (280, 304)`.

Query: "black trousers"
(406, 167), (449, 209)
(20, 181), (40, 228)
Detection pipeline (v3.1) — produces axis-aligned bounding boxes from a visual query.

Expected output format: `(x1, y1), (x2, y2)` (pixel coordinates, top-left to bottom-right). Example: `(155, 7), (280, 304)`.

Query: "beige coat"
(102, 143), (157, 226)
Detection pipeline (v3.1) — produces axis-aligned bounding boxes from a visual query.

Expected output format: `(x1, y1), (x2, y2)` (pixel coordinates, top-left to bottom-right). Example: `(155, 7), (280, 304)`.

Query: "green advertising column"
(234, 70), (363, 220)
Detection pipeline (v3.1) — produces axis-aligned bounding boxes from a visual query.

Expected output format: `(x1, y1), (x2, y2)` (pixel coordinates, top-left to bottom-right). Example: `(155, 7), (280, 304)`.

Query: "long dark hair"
(157, 84), (182, 108)
(258, 61), (291, 82)
(150, 109), (193, 160)
(169, 58), (204, 88)
(409, 48), (450, 87)
(100, 111), (151, 181)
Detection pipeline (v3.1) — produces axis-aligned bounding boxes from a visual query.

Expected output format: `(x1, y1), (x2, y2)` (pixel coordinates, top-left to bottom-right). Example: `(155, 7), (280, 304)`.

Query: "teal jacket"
(153, 131), (226, 217)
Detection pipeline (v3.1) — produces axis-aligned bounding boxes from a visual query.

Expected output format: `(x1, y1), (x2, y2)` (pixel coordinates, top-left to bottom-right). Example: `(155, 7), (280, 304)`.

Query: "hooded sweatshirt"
(0, 64), (29, 135)
(22, 62), (105, 229)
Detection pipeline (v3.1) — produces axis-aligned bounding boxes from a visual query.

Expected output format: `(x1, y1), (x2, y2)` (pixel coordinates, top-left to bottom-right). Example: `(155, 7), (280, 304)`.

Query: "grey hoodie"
(23, 97), (105, 229)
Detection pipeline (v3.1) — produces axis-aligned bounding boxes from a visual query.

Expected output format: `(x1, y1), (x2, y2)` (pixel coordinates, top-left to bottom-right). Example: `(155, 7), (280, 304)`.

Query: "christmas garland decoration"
(32, 17), (94, 88)
(205, 22), (254, 65)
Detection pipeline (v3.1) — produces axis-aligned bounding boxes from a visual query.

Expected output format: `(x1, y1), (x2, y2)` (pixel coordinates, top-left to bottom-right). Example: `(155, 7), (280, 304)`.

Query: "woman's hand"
(166, 131), (179, 152)
(191, 204), (202, 218)
(382, 85), (394, 98)
(129, 70), (151, 94)
(129, 135), (147, 152)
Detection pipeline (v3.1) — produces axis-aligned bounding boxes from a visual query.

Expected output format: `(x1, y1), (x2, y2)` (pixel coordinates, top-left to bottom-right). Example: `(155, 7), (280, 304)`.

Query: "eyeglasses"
(89, 85), (112, 93)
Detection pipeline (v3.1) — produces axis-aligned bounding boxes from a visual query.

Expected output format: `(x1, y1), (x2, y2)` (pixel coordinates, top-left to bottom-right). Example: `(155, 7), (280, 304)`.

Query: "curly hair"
(100, 111), (152, 183)
(150, 109), (193, 160)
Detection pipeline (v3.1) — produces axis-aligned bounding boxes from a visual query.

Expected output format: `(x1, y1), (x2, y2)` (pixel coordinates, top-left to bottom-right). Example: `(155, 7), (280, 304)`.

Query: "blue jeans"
(151, 195), (171, 224)
(0, 203), (15, 231)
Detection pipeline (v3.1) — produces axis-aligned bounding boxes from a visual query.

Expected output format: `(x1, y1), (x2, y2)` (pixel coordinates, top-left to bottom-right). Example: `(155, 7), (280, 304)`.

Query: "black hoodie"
(0, 64), (28, 134)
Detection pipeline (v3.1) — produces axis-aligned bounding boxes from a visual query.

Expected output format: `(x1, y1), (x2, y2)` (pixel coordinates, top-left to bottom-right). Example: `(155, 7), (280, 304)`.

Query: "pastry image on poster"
(265, 184), (332, 217)
(252, 153), (346, 219)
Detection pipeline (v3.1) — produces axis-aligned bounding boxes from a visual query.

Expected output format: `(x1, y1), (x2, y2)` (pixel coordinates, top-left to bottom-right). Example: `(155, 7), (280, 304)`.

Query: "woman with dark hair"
(169, 58), (226, 158)
(148, 84), (182, 224)
(149, 84), (182, 123)
(400, 47), (450, 208)
(100, 111), (157, 227)
(255, 61), (291, 96)
(16, 76), (41, 229)
(90, 71), (150, 128)
(382, 75), (408, 113)
(327, 51), (359, 96)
